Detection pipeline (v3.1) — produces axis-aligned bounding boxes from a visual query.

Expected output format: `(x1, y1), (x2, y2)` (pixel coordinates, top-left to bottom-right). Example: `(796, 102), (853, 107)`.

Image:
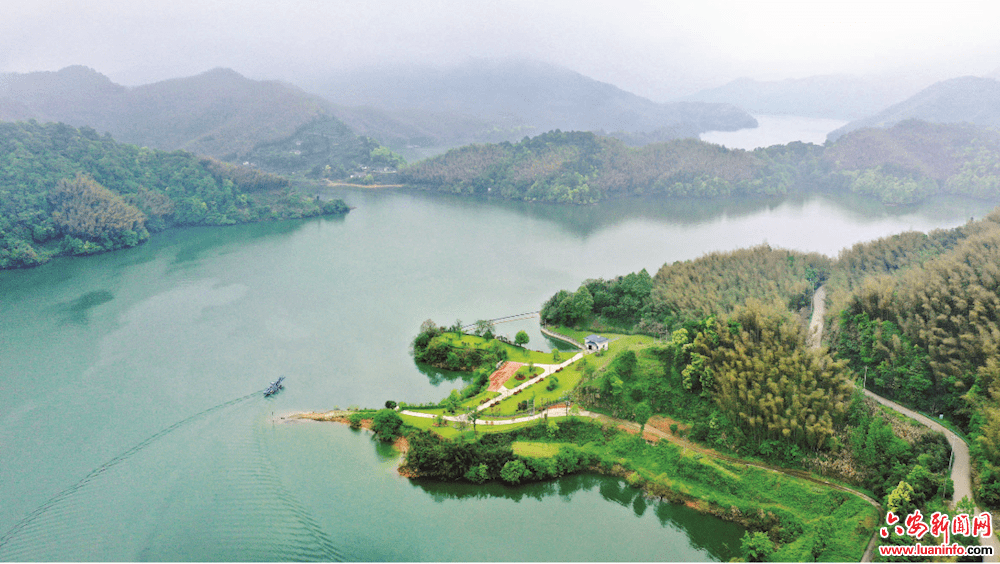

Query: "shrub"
(740, 531), (774, 562)
(371, 409), (403, 441)
(501, 459), (531, 484)
(348, 412), (364, 429)
(465, 464), (489, 484)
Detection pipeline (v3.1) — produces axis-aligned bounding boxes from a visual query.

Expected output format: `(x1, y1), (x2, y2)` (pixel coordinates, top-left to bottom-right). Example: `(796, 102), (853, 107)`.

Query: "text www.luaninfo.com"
(878, 509), (994, 558)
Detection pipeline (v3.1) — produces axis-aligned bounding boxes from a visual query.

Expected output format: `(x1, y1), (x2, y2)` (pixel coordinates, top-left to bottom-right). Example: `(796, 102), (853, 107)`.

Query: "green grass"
(401, 414), (464, 439)
(549, 325), (592, 344)
(401, 414), (541, 438)
(462, 391), (500, 408)
(504, 365), (545, 389)
(512, 441), (563, 457)
(438, 332), (564, 364)
(489, 366), (585, 416)
(554, 421), (879, 562)
(484, 332), (656, 418)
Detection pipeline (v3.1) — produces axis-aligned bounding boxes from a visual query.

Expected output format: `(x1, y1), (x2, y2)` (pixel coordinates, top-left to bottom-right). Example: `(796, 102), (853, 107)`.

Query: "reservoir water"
(1, 186), (996, 560)
(700, 114), (848, 150)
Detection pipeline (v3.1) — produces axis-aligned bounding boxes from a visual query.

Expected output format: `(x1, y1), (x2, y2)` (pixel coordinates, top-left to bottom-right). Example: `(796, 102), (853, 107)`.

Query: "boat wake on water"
(0, 388), (345, 561)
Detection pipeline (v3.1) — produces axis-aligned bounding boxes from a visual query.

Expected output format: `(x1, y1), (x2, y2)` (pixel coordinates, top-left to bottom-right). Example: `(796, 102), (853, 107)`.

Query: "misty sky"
(3, 0), (998, 101)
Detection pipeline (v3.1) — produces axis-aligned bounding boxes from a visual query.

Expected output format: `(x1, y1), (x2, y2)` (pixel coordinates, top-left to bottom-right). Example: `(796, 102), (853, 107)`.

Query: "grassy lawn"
(504, 365), (545, 389)
(548, 325), (592, 344)
(462, 391), (499, 408)
(401, 414), (464, 439)
(404, 392), (499, 416)
(401, 413), (540, 438)
(512, 441), (564, 457)
(486, 367), (585, 417)
(438, 332), (564, 364)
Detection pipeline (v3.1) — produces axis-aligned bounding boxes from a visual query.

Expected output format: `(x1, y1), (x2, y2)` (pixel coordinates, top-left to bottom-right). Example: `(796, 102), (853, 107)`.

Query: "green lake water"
(1, 187), (996, 560)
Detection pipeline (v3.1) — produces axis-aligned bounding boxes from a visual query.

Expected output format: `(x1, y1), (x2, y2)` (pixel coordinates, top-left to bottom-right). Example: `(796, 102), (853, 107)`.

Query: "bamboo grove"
(543, 209), (1000, 508)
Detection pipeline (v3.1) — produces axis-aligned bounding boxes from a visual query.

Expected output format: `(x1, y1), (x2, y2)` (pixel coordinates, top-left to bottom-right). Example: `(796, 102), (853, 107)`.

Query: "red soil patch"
(487, 361), (524, 392)
(646, 415), (690, 435)
(393, 435), (409, 454)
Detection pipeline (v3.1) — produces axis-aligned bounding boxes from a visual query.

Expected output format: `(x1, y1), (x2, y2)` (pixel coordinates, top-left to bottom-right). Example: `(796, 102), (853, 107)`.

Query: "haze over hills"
(680, 74), (928, 120)
(2, 61), (757, 165)
(305, 59), (758, 156)
(0, 66), (334, 158)
(0, 66), (399, 177)
(828, 75), (1000, 141)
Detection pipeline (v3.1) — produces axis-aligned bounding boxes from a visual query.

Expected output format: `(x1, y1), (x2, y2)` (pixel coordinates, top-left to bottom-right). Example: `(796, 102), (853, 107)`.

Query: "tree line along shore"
(315, 208), (1000, 561)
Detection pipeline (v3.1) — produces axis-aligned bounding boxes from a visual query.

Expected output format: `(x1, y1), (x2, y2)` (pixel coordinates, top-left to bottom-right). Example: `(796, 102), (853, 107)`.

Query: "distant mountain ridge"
(305, 59), (757, 155)
(680, 74), (926, 120)
(827, 76), (1000, 141)
(0, 66), (333, 159)
(0, 66), (404, 177)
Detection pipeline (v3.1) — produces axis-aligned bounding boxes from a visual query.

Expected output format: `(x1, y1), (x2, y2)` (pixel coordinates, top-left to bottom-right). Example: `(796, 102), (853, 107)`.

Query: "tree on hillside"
(635, 402), (652, 435)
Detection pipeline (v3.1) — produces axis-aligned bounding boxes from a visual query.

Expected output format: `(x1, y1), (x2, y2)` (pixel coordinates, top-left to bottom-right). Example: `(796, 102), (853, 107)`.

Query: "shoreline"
(280, 410), (410, 455)
(283, 406), (876, 560)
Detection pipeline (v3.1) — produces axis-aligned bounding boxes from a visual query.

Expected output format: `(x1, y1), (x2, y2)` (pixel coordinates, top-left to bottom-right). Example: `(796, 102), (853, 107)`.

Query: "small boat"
(264, 376), (285, 397)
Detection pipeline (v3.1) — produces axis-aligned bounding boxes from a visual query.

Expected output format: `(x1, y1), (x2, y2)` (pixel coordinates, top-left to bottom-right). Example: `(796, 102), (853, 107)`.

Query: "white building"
(585, 334), (609, 352)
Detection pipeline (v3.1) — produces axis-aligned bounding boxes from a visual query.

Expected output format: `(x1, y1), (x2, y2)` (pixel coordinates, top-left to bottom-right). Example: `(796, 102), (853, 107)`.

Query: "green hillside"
(0, 120), (348, 269)
(402, 121), (1000, 205)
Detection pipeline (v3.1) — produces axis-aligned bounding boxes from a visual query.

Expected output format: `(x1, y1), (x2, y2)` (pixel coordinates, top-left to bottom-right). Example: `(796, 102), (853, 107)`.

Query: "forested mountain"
(0, 121), (348, 269)
(681, 74), (925, 120)
(828, 76), (1000, 141)
(403, 120), (1000, 205)
(543, 208), (1000, 510)
(826, 210), (1000, 506)
(307, 59), (757, 155)
(400, 130), (798, 203)
(0, 66), (398, 176)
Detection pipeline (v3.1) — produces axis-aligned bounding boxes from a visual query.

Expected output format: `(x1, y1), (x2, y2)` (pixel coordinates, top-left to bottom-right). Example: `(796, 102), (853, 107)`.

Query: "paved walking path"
(400, 353), (585, 424)
(477, 354), (584, 412)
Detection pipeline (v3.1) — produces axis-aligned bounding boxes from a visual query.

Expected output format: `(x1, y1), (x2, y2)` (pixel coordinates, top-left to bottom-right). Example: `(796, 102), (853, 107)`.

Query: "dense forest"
(0, 120), (349, 269)
(401, 120), (1000, 206)
(541, 245), (830, 335)
(828, 210), (1000, 507)
(544, 208), (1000, 516)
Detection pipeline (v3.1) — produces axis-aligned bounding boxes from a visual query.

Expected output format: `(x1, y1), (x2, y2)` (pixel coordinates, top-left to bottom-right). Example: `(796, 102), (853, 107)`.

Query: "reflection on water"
(322, 184), (998, 245)
(414, 362), (471, 386)
(59, 289), (114, 325)
(412, 473), (744, 561)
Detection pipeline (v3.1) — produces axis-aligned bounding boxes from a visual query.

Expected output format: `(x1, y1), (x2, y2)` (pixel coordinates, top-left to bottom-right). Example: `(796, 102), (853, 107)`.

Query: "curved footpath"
(807, 286), (999, 562)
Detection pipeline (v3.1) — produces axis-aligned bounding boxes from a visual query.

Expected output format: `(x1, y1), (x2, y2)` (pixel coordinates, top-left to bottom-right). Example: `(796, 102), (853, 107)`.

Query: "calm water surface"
(1, 187), (996, 560)
(700, 114), (848, 149)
